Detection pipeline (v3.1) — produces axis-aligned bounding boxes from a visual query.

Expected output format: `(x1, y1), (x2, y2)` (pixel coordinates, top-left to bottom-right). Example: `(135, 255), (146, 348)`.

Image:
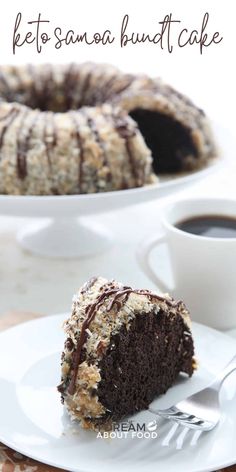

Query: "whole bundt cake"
(0, 63), (216, 195)
(58, 276), (196, 431)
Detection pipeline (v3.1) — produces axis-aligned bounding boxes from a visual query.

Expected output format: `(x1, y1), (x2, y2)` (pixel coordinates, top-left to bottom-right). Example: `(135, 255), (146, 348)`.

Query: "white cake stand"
(0, 122), (229, 258)
(0, 161), (221, 258)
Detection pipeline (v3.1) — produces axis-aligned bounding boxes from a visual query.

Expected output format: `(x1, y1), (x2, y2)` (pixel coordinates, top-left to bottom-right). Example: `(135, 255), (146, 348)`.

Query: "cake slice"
(58, 277), (195, 430)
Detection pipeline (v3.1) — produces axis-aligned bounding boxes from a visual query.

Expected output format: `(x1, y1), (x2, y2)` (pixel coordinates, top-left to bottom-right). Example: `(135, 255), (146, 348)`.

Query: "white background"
(0, 0), (235, 316)
(1, 0), (236, 121)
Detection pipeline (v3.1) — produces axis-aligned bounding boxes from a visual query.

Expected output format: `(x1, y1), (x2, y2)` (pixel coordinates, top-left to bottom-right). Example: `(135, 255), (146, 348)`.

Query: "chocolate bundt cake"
(58, 276), (195, 431)
(0, 63), (216, 195)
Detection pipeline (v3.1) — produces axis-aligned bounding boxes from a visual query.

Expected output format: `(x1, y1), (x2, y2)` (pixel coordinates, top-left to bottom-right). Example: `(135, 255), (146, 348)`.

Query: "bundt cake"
(0, 63), (216, 195)
(58, 276), (195, 431)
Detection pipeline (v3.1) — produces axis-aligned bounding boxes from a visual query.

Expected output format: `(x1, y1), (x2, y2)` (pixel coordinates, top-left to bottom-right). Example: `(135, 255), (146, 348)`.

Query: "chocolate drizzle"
(64, 63), (77, 110)
(77, 68), (92, 108)
(44, 113), (51, 168)
(44, 112), (57, 168)
(43, 65), (53, 111)
(50, 114), (57, 150)
(0, 71), (8, 88)
(89, 71), (114, 105)
(27, 64), (38, 110)
(70, 112), (84, 192)
(16, 109), (30, 179)
(16, 111), (39, 179)
(81, 108), (112, 185)
(102, 74), (120, 101)
(0, 107), (19, 151)
(105, 74), (134, 101)
(66, 283), (180, 395)
(0, 71), (12, 102)
(0, 108), (16, 122)
(114, 115), (140, 186)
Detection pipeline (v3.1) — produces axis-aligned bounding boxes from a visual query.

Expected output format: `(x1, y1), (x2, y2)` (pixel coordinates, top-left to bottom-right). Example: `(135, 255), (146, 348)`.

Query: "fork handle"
(212, 354), (236, 390)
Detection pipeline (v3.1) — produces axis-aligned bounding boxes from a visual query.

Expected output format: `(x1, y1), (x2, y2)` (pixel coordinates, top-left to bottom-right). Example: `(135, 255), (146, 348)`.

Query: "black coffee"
(176, 215), (236, 238)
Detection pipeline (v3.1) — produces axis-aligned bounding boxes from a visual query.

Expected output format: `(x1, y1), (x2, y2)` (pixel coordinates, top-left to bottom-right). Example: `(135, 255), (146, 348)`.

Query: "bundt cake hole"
(0, 77), (91, 113)
(129, 108), (197, 173)
(97, 310), (194, 422)
(6, 90), (77, 113)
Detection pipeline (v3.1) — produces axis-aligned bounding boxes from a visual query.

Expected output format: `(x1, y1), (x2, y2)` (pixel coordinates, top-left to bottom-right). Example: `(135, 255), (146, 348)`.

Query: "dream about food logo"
(12, 12), (223, 55)
(96, 420), (159, 439)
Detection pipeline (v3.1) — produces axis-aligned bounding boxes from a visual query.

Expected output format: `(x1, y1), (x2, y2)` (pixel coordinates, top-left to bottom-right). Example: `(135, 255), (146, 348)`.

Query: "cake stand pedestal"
(0, 159), (219, 258)
(16, 218), (113, 258)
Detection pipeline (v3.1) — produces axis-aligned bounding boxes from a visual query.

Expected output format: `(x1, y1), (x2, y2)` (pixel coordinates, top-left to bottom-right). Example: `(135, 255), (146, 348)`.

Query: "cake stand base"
(17, 218), (113, 258)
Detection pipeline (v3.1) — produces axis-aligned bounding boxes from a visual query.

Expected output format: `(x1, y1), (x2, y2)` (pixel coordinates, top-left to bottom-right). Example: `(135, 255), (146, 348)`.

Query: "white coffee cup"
(137, 198), (236, 330)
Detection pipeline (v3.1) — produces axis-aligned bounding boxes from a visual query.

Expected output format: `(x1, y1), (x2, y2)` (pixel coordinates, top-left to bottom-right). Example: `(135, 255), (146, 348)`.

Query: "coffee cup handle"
(137, 233), (174, 293)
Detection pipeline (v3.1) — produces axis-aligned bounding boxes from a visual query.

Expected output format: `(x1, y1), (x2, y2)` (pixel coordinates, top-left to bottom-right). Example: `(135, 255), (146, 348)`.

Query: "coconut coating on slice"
(58, 276), (196, 430)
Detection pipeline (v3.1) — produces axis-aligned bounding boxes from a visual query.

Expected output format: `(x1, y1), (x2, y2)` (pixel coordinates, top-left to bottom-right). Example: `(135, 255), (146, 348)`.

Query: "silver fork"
(149, 354), (236, 431)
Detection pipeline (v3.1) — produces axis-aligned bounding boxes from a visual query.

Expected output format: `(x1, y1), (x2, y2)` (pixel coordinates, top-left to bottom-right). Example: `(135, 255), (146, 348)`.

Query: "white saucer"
(0, 314), (235, 472)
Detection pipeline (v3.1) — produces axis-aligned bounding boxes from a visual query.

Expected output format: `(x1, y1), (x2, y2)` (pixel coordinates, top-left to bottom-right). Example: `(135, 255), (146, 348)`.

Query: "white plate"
(0, 314), (235, 472)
